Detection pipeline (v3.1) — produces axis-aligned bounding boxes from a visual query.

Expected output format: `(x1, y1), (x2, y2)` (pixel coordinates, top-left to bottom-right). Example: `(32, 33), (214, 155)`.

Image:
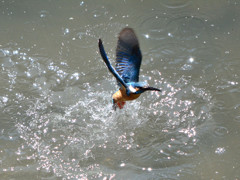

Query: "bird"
(98, 27), (161, 110)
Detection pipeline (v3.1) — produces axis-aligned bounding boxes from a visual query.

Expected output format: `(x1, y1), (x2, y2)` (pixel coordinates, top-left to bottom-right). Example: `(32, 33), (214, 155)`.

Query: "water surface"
(0, 0), (240, 179)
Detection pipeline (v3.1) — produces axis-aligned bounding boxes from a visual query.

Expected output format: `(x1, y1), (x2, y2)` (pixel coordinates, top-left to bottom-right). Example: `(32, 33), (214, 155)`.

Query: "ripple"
(234, 116), (240, 123)
(15, 70), (150, 179)
(233, 166), (240, 179)
(39, 10), (49, 18)
(91, 6), (109, 18)
(160, 0), (191, 9)
(138, 13), (166, 32)
(134, 11), (169, 42)
(214, 58), (240, 94)
(13, 57), (213, 178)
(1, 0), (239, 179)
(166, 16), (206, 40)
(214, 126), (229, 137)
(69, 22), (124, 50)
(147, 41), (188, 63)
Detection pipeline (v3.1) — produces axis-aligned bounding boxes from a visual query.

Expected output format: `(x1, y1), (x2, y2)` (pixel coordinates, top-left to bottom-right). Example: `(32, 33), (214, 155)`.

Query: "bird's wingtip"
(98, 39), (102, 46)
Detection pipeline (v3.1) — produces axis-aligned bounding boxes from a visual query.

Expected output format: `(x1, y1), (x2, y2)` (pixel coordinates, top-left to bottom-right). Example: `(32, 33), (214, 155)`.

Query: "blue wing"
(98, 39), (129, 90)
(116, 28), (142, 85)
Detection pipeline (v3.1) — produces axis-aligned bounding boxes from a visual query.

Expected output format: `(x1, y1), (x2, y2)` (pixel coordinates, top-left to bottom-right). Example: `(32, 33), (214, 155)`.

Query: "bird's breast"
(112, 88), (141, 102)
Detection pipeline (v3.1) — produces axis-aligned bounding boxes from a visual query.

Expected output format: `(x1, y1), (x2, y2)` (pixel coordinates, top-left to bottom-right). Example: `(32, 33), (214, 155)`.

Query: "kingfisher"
(98, 27), (161, 110)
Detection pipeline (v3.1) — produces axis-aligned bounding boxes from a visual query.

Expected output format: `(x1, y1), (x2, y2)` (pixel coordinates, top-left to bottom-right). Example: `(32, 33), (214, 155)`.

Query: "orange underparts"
(112, 87), (141, 109)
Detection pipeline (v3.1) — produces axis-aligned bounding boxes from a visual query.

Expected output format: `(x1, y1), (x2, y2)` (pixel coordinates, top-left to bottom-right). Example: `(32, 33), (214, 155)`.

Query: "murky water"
(0, 0), (240, 179)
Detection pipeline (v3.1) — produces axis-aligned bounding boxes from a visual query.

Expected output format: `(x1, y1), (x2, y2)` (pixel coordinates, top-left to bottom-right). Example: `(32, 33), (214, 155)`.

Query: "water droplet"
(120, 163), (125, 167)
(13, 50), (19, 55)
(144, 34), (150, 39)
(188, 57), (194, 63)
(39, 10), (48, 18)
(2, 96), (8, 103)
(225, 51), (230, 54)
(26, 71), (31, 77)
(168, 32), (173, 37)
(215, 147), (225, 155)
(181, 64), (192, 70)
(147, 167), (152, 171)
(80, 1), (84, 6)
(63, 28), (70, 35)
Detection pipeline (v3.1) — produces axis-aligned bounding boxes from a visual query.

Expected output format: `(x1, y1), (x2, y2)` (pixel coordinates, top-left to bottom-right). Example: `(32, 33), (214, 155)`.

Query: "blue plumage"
(98, 27), (161, 109)
(98, 39), (130, 92)
(116, 28), (142, 84)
